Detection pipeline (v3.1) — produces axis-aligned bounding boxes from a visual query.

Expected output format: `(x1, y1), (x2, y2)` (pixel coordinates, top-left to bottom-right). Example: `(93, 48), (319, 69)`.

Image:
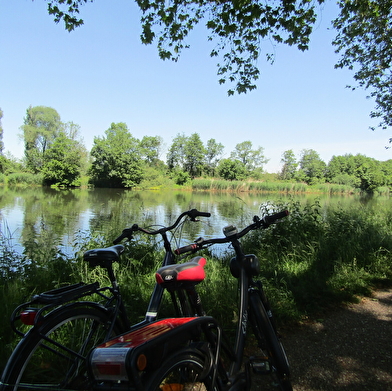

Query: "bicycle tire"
(249, 293), (293, 391)
(0, 303), (121, 391)
(146, 348), (218, 391)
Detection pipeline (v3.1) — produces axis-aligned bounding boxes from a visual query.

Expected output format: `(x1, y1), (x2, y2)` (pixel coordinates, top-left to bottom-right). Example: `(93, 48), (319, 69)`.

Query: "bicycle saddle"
(155, 256), (206, 289)
(83, 245), (125, 267)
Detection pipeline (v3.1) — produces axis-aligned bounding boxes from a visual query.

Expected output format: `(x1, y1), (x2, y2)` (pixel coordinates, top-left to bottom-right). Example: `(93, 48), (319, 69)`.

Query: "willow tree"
(21, 106), (63, 173)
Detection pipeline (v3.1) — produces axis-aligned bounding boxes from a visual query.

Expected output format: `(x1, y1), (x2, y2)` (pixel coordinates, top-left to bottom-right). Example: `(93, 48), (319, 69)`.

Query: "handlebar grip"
(113, 226), (137, 244)
(175, 243), (198, 255)
(113, 233), (127, 244)
(263, 210), (289, 225)
(187, 209), (211, 221)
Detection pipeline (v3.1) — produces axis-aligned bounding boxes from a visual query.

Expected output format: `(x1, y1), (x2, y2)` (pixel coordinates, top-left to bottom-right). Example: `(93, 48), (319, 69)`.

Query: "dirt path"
(251, 288), (392, 391)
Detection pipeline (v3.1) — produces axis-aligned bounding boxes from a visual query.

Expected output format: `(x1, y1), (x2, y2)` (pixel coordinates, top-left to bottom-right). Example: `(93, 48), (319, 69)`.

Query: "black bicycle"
(141, 209), (293, 391)
(0, 209), (212, 391)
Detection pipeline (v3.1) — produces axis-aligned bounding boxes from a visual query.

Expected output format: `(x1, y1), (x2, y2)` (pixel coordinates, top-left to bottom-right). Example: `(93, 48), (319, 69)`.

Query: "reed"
(191, 178), (359, 195)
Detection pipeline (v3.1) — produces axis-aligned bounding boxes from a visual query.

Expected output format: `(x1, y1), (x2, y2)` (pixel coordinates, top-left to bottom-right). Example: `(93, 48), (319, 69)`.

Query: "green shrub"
(7, 172), (43, 186)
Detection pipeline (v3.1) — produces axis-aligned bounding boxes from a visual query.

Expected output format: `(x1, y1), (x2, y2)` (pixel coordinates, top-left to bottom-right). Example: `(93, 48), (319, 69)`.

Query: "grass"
(191, 178), (360, 194)
(1, 198), (392, 371)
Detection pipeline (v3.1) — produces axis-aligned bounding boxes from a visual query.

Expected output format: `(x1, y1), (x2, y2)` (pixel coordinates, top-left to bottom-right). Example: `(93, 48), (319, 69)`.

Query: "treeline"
(1, 105), (392, 193)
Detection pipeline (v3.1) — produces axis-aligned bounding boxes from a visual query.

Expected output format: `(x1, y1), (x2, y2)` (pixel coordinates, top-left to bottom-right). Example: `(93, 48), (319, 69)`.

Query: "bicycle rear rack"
(89, 316), (221, 391)
(10, 282), (100, 336)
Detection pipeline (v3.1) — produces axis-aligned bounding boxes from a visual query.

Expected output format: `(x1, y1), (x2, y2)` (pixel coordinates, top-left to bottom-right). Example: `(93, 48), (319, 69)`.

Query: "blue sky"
(1, 0), (391, 173)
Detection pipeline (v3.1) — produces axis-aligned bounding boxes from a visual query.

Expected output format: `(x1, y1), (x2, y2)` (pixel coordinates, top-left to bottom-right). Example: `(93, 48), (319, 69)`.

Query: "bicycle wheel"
(249, 293), (293, 391)
(1, 303), (120, 391)
(146, 348), (217, 391)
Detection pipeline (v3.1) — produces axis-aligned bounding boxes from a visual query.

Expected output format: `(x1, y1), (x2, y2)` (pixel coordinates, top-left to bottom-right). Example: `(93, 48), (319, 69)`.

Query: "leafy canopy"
(42, 0), (321, 95)
(333, 0), (392, 130)
(40, 0), (392, 131)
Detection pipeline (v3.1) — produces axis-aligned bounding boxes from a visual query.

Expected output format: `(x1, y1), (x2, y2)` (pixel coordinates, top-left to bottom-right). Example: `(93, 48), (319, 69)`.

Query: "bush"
(7, 172), (43, 186)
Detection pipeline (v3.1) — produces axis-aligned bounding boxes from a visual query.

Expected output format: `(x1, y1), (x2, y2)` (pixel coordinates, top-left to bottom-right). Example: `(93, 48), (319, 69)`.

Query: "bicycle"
(142, 211), (292, 391)
(0, 209), (213, 391)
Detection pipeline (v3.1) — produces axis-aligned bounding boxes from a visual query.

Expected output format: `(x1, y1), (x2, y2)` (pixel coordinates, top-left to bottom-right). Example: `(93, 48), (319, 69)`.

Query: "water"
(0, 187), (388, 258)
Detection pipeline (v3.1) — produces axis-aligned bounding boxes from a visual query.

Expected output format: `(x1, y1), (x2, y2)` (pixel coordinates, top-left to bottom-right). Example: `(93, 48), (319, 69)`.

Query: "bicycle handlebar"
(175, 210), (289, 255)
(113, 209), (211, 244)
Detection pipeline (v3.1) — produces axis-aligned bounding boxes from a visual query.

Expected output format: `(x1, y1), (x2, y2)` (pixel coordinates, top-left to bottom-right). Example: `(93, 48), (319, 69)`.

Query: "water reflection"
(0, 187), (390, 258)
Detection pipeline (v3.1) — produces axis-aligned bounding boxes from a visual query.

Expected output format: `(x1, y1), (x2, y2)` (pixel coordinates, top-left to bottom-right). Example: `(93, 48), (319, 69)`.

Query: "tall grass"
(1, 200), (392, 370)
(192, 178), (358, 194)
(240, 199), (392, 319)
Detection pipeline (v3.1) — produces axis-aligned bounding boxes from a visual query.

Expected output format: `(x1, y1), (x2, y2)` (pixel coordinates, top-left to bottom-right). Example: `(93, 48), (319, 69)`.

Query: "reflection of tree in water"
(3, 187), (373, 267)
(20, 188), (89, 261)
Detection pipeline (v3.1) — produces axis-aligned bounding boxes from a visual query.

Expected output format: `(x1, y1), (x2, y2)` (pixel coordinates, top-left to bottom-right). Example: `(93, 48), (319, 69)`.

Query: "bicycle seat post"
(104, 261), (119, 291)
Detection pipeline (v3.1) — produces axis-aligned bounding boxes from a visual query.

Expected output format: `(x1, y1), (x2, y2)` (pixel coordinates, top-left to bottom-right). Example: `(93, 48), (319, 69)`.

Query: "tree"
(230, 141), (268, 172)
(351, 154), (385, 191)
(205, 138), (224, 176)
(167, 133), (206, 177)
(167, 133), (187, 170)
(41, 131), (83, 186)
(38, 0), (392, 129)
(139, 135), (163, 165)
(89, 122), (143, 188)
(333, 0), (392, 130)
(326, 154), (360, 187)
(279, 149), (298, 180)
(298, 149), (326, 185)
(217, 159), (247, 181)
(63, 121), (89, 174)
(42, 0), (321, 95)
(183, 133), (206, 178)
(21, 106), (63, 173)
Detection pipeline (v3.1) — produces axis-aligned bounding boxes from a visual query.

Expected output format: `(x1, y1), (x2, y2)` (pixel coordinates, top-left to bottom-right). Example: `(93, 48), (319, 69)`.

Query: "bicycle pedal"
(249, 356), (271, 375)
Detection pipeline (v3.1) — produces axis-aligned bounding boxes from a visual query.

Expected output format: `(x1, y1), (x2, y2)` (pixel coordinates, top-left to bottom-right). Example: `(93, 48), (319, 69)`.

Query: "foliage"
(44, 0), (322, 95)
(326, 153), (389, 191)
(21, 106), (63, 173)
(217, 158), (247, 181)
(241, 199), (392, 316)
(279, 149), (298, 180)
(139, 135), (163, 164)
(333, 0), (392, 131)
(230, 141), (269, 172)
(183, 133), (206, 177)
(167, 133), (206, 178)
(32, 0), (392, 130)
(42, 131), (83, 186)
(138, 162), (172, 189)
(7, 172), (43, 186)
(5, 103), (392, 192)
(172, 169), (191, 186)
(1, 198), (392, 369)
(205, 139), (224, 176)
(298, 149), (327, 185)
(89, 123), (143, 188)
(167, 133), (187, 170)
(0, 154), (25, 175)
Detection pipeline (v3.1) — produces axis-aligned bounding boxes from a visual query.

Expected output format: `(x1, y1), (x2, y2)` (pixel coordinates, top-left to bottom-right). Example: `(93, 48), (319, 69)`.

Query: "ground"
(251, 288), (392, 391)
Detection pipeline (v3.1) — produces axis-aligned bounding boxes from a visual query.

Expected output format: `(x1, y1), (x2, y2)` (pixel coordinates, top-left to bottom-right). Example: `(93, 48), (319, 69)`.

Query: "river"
(0, 187), (389, 257)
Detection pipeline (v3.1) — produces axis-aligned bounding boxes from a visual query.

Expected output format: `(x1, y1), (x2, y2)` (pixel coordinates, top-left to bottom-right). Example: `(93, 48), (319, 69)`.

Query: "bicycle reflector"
(20, 309), (39, 325)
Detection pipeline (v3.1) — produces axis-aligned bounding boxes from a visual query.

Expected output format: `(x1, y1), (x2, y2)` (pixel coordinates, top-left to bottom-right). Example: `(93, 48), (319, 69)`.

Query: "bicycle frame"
(169, 210), (291, 390)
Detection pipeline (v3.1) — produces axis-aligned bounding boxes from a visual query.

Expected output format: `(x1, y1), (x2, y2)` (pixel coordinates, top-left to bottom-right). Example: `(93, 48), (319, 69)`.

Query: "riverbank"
(251, 287), (392, 390)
